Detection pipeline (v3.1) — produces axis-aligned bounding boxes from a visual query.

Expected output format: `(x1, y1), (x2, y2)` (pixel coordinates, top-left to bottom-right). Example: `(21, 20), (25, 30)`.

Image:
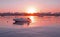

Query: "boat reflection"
(13, 21), (30, 25)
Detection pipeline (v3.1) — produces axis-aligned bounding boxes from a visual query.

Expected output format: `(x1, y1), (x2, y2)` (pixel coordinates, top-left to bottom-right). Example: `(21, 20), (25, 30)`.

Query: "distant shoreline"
(0, 13), (60, 16)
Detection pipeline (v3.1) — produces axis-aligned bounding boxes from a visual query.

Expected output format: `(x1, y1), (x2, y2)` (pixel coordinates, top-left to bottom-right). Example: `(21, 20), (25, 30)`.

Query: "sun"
(26, 6), (37, 14)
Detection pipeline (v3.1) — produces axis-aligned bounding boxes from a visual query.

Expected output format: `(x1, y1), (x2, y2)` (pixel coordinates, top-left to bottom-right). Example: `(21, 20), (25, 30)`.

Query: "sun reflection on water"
(29, 16), (35, 23)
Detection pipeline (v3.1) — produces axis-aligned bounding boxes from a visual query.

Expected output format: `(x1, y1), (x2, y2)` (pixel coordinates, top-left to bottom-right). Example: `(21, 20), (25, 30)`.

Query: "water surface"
(0, 16), (60, 37)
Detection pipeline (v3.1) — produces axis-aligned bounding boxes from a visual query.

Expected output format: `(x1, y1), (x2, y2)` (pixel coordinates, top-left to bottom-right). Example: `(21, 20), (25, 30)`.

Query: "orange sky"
(0, 0), (60, 13)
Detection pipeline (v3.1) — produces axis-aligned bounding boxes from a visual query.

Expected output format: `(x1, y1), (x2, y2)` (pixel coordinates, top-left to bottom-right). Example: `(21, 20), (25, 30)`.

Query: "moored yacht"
(13, 18), (31, 24)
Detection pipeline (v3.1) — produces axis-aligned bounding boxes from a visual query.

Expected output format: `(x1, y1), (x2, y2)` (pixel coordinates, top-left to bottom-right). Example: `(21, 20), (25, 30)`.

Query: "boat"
(13, 18), (31, 24)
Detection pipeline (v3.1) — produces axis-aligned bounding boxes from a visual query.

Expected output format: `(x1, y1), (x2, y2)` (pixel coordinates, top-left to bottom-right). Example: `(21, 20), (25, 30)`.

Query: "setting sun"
(26, 6), (38, 14)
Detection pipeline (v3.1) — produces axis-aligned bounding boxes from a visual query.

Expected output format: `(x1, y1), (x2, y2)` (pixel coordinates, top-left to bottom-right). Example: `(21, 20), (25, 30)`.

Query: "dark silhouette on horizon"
(0, 12), (60, 16)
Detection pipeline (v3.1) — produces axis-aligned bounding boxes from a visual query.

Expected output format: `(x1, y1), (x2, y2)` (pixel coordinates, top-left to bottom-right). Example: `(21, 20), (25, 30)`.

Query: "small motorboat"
(13, 18), (31, 24)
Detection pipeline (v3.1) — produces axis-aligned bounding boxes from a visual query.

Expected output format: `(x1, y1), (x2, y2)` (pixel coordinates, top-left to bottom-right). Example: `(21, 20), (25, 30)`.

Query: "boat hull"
(13, 18), (31, 24)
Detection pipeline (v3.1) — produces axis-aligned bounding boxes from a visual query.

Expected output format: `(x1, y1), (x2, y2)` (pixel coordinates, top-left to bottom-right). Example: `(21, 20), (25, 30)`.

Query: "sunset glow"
(26, 6), (38, 14)
(0, 0), (60, 12)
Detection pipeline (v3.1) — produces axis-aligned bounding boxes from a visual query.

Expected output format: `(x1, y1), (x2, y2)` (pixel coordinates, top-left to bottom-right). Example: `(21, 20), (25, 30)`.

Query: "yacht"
(13, 18), (31, 23)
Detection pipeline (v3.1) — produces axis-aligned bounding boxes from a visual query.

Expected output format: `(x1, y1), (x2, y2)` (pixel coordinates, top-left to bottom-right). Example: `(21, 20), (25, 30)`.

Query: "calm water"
(0, 16), (60, 37)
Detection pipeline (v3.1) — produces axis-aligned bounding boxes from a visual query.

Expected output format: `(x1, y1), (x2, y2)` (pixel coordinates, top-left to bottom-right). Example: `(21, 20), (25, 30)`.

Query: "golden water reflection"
(29, 16), (35, 23)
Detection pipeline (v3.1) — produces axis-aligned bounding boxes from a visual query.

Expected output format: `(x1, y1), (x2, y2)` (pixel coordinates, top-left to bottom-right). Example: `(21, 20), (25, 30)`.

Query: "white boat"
(13, 18), (31, 23)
